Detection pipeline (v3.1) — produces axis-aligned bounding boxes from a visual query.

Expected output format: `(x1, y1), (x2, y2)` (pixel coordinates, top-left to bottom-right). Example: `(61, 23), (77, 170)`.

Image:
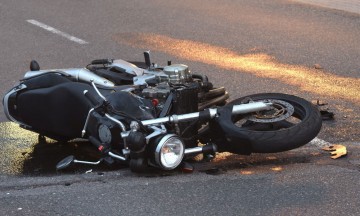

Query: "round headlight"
(155, 134), (185, 170)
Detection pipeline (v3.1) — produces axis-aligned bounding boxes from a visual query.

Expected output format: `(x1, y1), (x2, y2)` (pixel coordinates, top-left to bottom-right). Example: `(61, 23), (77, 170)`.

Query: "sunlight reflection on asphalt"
(113, 33), (360, 105)
(0, 122), (102, 175)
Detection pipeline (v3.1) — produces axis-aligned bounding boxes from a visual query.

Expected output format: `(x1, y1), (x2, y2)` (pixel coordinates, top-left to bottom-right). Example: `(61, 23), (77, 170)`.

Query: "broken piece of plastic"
(322, 144), (347, 159)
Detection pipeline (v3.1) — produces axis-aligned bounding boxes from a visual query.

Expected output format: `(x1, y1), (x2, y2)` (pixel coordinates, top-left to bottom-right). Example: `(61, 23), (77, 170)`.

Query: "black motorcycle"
(3, 52), (322, 172)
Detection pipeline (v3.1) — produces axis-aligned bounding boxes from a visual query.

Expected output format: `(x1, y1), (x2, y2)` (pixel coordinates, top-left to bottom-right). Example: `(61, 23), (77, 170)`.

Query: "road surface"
(0, 0), (359, 215)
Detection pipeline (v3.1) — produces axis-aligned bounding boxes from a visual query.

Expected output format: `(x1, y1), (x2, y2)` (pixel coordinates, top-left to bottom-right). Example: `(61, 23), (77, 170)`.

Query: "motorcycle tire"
(220, 93), (322, 153)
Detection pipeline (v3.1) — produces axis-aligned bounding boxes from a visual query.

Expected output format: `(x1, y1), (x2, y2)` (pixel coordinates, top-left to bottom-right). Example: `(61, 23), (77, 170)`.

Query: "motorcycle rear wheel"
(221, 93), (322, 153)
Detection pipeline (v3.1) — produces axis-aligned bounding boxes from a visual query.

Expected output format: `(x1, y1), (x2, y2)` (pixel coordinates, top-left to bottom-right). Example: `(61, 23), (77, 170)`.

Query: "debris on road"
(314, 64), (323, 69)
(320, 110), (335, 120)
(310, 137), (332, 148)
(270, 167), (283, 172)
(322, 144), (347, 159)
(313, 100), (335, 120)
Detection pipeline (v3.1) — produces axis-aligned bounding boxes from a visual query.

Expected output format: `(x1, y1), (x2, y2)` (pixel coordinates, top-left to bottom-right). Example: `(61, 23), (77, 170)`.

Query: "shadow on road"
(0, 122), (126, 176)
(1, 122), (358, 177)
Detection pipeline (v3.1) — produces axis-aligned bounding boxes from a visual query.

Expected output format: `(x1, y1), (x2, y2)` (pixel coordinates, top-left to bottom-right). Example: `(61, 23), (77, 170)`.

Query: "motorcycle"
(3, 51), (322, 172)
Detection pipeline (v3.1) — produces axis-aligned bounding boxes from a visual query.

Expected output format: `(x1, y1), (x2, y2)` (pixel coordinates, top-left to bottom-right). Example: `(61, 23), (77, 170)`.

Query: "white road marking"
(294, 0), (360, 14)
(309, 137), (332, 148)
(26, 19), (88, 45)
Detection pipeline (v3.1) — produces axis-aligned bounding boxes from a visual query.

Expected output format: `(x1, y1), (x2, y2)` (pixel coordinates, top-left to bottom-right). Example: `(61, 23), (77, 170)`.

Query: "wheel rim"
(233, 99), (307, 131)
(246, 99), (294, 123)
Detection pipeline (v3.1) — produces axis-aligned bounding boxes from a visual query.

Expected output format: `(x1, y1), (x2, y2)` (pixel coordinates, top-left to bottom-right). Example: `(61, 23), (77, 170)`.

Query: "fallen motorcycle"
(3, 51), (322, 172)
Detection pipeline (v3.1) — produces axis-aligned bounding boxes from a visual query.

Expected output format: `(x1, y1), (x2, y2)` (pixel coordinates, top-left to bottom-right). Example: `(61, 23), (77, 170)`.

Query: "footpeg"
(56, 155), (102, 170)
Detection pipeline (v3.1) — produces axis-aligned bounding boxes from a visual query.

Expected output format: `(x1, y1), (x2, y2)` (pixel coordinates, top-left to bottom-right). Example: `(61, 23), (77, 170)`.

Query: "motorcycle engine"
(163, 64), (192, 84)
(141, 82), (171, 101)
(140, 64), (199, 147)
(141, 64), (193, 104)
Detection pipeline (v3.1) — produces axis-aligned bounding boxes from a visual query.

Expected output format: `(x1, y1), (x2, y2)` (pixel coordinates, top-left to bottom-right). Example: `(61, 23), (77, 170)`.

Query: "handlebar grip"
(143, 51), (151, 67)
(91, 59), (112, 65)
(89, 136), (101, 147)
(84, 90), (101, 106)
(88, 136), (107, 153)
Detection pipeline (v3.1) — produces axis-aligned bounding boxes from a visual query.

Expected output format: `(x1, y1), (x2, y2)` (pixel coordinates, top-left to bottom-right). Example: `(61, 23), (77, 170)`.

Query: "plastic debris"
(271, 167), (283, 171)
(322, 144), (347, 159)
(313, 100), (335, 120)
(320, 110), (335, 120)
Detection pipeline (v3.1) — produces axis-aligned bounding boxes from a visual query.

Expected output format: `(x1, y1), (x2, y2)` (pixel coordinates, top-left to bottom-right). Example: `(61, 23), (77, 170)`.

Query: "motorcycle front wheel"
(218, 93), (322, 153)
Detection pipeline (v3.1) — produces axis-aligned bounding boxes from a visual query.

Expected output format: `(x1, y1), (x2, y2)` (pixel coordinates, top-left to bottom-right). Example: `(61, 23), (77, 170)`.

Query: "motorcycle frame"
(92, 100), (273, 163)
(3, 58), (275, 170)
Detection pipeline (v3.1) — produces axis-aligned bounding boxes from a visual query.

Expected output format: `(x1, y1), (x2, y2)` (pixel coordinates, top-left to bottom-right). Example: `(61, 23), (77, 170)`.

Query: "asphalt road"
(0, 0), (359, 215)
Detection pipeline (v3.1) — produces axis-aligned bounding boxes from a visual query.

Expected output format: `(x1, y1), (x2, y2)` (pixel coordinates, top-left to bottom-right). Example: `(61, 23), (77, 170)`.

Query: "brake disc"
(245, 99), (295, 123)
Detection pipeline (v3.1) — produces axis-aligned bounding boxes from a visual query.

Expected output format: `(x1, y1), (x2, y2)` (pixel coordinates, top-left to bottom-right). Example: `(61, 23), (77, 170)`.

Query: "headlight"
(155, 134), (185, 170)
